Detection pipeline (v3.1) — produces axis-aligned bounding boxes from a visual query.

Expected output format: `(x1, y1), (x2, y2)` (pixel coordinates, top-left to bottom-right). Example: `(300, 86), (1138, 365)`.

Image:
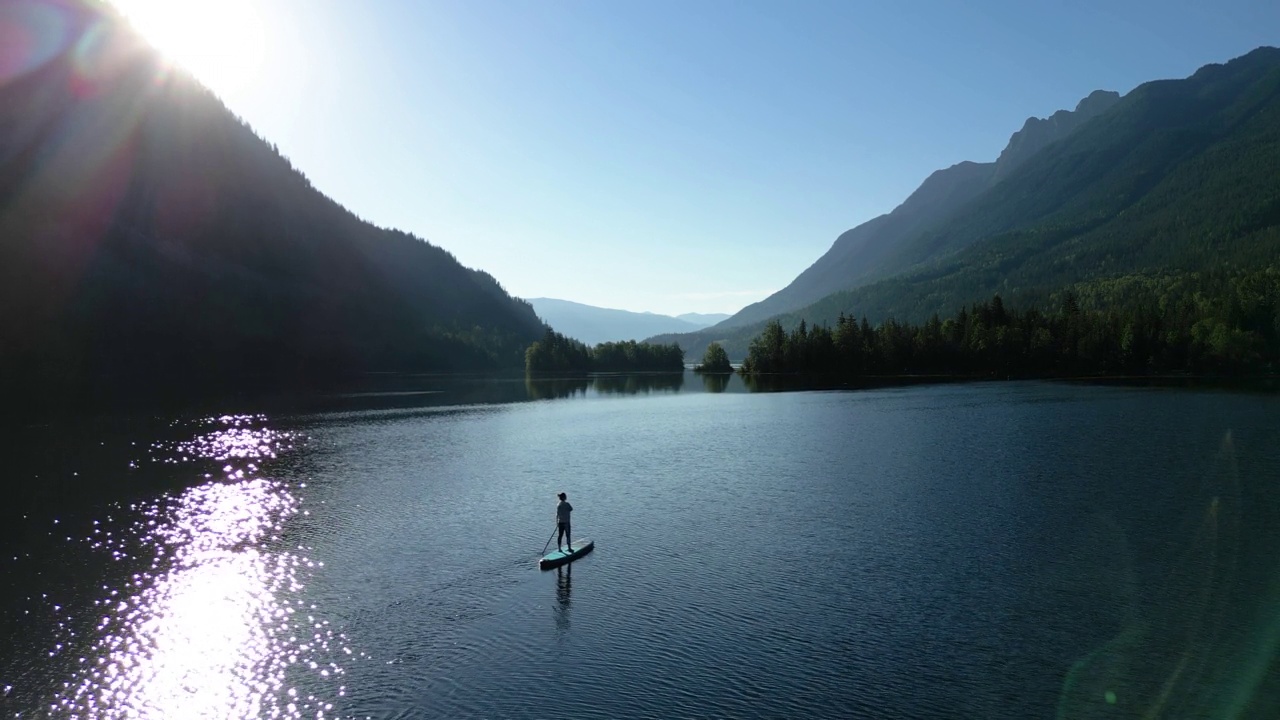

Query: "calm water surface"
(2, 376), (1279, 719)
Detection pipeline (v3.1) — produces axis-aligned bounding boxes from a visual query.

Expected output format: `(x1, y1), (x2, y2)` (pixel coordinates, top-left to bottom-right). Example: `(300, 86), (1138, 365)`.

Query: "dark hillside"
(0, 2), (544, 411)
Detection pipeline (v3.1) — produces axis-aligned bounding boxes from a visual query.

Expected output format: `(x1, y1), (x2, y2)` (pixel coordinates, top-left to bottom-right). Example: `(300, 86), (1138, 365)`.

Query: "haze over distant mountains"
(675, 312), (732, 326)
(648, 46), (1280, 359)
(527, 298), (728, 346)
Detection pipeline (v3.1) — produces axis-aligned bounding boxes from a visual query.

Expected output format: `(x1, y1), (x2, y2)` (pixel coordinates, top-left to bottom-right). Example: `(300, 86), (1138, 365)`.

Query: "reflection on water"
(524, 376), (591, 401)
(592, 373), (684, 396)
(524, 372), (686, 401)
(554, 565), (571, 636)
(77, 369), (1018, 419)
(556, 564), (572, 605)
(40, 415), (353, 719)
(700, 373), (731, 393)
(322, 371), (698, 411)
(739, 373), (968, 393)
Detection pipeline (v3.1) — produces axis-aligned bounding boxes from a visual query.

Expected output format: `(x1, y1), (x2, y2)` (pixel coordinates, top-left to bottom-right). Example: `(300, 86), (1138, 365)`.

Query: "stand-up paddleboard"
(539, 539), (594, 570)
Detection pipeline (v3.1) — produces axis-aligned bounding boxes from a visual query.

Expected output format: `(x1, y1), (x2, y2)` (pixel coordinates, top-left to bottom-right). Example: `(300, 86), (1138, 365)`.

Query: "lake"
(2, 375), (1279, 719)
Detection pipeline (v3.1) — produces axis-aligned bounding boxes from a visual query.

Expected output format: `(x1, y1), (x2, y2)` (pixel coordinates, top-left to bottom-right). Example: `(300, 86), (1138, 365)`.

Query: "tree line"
(740, 268), (1280, 377)
(525, 328), (685, 374)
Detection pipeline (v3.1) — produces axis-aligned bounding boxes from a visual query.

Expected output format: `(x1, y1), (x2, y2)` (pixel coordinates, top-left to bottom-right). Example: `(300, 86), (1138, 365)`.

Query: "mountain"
(526, 298), (710, 346)
(843, 46), (1280, 306)
(0, 2), (545, 410)
(651, 47), (1280, 360)
(991, 90), (1122, 182)
(718, 89), (1121, 330)
(676, 312), (731, 327)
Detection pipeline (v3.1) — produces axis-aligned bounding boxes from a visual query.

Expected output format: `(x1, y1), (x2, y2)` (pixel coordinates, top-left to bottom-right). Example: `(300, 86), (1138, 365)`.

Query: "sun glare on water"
(110, 0), (266, 98)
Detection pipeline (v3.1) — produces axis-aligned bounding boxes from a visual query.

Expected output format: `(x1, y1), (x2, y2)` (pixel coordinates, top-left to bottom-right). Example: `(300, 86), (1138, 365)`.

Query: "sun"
(110, 0), (266, 99)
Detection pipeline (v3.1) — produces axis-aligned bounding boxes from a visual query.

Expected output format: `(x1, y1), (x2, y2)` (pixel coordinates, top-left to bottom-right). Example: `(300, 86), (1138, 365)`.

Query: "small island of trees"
(525, 328), (684, 374)
(695, 342), (733, 373)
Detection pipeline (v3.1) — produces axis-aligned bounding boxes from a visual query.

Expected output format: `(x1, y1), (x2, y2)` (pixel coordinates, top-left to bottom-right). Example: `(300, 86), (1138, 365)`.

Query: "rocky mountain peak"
(992, 89), (1121, 181)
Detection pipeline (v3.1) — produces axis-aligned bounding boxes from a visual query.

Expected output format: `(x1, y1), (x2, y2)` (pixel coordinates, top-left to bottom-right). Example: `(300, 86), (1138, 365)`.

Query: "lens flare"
(107, 0), (266, 100)
(0, 0), (76, 87)
(1053, 430), (1271, 719)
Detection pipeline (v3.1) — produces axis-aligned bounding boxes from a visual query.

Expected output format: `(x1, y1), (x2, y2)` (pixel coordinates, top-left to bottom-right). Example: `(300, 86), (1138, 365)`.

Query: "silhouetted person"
(556, 492), (573, 551)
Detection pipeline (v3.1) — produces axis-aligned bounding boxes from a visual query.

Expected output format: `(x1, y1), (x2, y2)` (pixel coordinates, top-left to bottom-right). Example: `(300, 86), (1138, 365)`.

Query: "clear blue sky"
(121, 0), (1279, 316)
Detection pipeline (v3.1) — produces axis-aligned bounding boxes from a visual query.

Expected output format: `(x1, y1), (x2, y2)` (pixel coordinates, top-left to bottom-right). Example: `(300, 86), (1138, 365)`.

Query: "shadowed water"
(2, 379), (1279, 718)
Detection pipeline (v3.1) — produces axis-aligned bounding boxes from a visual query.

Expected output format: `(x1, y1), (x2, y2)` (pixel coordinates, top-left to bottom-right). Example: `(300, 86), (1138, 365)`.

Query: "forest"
(525, 329), (685, 374)
(740, 268), (1280, 377)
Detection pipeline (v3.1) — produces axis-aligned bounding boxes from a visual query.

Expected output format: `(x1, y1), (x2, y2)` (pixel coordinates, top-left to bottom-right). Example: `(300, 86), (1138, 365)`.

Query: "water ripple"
(40, 415), (356, 720)
(5, 384), (1280, 719)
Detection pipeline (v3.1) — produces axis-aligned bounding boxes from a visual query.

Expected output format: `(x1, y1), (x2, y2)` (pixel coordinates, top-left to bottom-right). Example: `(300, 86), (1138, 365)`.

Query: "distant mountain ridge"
(718, 87), (1122, 330)
(649, 46), (1280, 360)
(676, 312), (731, 326)
(0, 2), (545, 409)
(527, 298), (722, 346)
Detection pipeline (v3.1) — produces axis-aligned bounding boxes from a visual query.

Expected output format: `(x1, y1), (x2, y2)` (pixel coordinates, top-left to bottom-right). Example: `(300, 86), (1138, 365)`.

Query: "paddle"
(540, 526), (558, 557)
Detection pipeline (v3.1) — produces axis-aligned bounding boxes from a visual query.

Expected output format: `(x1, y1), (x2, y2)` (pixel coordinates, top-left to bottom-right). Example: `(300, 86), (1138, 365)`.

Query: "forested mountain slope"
(0, 1), (545, 409)
(651, 47), (1280, 360)
(719, 90), (1121, 329)
(805, 46), (1280, 325)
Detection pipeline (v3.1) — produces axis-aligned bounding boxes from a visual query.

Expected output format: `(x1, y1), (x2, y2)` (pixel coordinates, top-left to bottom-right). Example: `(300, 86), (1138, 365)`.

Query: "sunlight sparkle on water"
(48, 416), (351, 719)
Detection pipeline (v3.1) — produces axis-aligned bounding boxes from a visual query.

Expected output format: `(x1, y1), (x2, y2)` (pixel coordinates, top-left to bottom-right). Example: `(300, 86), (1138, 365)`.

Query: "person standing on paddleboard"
(555, 492), (573, 552)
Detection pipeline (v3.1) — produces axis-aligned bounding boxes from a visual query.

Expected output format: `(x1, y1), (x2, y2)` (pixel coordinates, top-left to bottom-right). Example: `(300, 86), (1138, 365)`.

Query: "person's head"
(558, 492), (567, 501)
